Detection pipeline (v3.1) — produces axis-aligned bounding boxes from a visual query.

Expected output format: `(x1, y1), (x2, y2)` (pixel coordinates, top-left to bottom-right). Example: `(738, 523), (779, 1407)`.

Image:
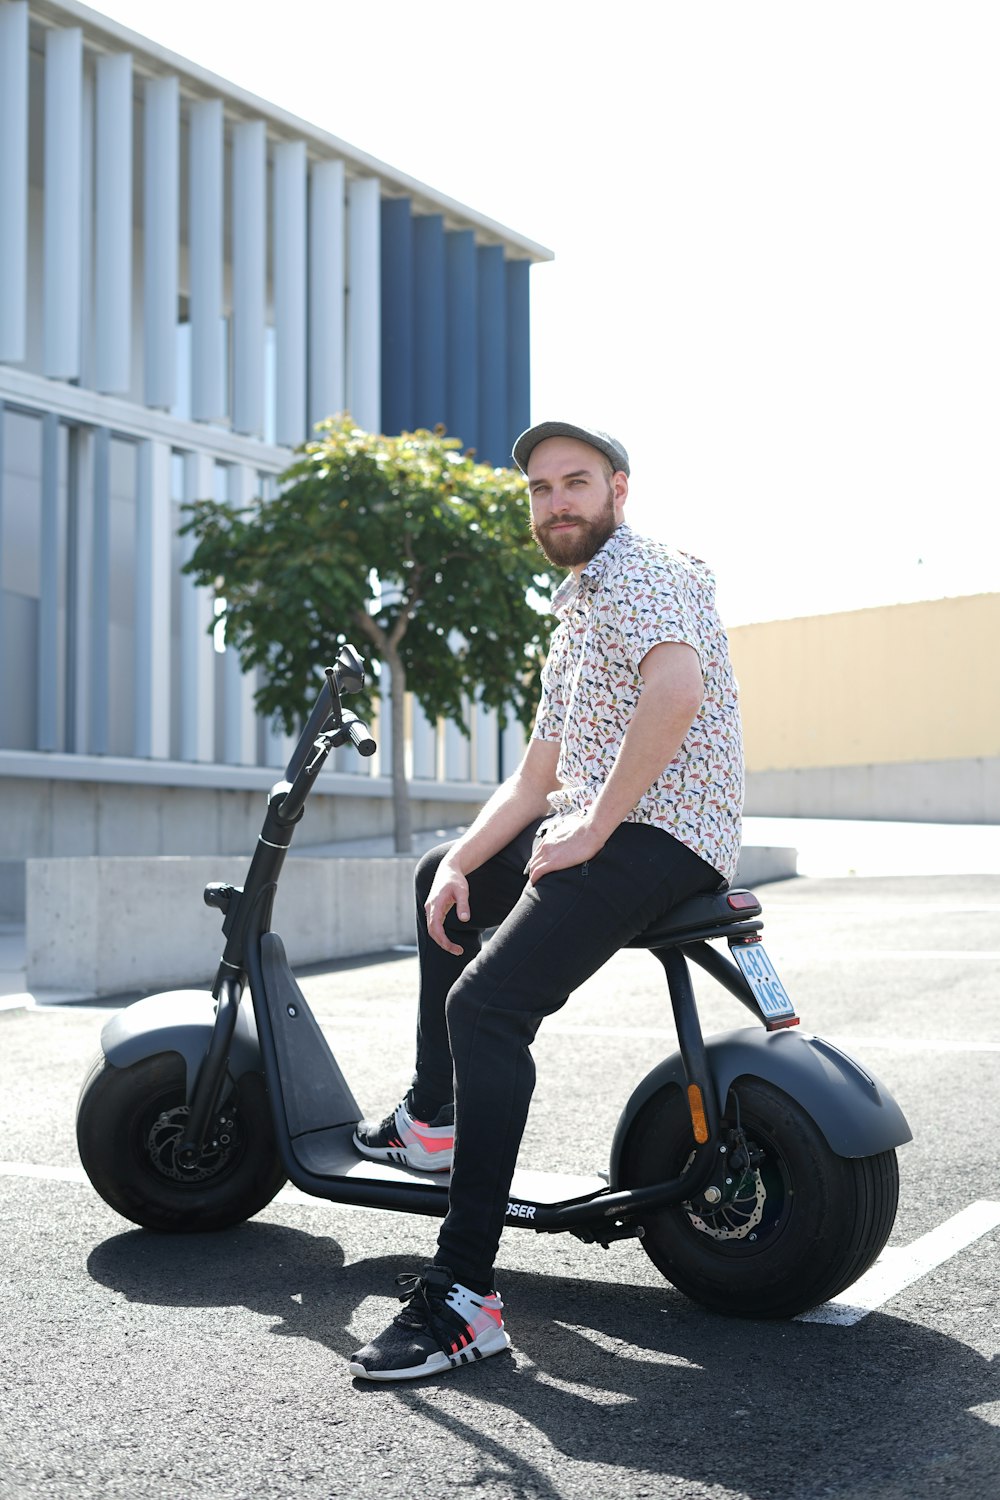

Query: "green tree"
(181, 417), (555, 852)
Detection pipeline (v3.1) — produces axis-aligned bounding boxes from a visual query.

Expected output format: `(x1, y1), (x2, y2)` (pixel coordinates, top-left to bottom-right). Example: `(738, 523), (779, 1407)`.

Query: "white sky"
(91, 0), (1000, 625)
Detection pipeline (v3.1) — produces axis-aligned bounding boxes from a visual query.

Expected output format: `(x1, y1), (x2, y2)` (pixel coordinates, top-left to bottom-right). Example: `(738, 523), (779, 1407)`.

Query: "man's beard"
(531, 490), (618, 568)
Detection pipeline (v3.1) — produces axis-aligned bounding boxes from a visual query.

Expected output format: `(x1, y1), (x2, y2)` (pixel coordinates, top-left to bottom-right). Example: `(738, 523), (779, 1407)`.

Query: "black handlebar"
(344, 715), (377, 758)
(273, 646), (376, 824)
(205, 643), (377, 987)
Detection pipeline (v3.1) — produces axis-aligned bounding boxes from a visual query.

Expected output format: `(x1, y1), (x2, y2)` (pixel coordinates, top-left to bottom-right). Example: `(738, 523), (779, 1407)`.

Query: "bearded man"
(349, 421), (745, 1381)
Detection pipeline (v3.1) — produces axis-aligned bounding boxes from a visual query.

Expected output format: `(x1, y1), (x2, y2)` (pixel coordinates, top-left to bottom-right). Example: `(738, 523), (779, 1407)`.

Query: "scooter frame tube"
(175, 973), (242, 1167)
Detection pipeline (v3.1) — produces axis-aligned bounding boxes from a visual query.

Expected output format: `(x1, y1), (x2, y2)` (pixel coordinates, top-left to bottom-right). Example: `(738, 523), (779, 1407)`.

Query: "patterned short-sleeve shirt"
(532, 523), (745, 883)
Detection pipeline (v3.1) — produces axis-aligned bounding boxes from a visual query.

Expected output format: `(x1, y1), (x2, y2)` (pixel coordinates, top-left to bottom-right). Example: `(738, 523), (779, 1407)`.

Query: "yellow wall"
(728, 594), (1000, 772)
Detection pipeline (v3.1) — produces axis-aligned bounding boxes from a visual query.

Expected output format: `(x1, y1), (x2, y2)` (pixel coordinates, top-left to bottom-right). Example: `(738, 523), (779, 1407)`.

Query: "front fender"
(609, 1026), (912, 1182)
(98, 990), (264, 1094)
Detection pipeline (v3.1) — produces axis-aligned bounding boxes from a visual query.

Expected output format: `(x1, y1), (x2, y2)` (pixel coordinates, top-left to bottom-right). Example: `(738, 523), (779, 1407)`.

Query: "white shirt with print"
(532, 523), (745, 883)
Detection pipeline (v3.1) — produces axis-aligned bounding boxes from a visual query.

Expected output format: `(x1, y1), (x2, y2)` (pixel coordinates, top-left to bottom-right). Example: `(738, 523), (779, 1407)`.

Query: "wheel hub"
(146, 1104), (237, 1182)
(684, 1133), (768, 1241)
(686, 1168), (766, 1240)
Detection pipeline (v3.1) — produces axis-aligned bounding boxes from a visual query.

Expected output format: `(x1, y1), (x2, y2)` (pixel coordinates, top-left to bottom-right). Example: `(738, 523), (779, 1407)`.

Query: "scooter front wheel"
(76, 1051), (287, 1232)
(618, 1076), (899, 1318)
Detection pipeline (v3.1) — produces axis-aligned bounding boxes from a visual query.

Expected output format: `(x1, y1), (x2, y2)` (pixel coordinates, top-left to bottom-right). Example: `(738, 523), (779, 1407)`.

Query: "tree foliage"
(180, 418), (556, 849)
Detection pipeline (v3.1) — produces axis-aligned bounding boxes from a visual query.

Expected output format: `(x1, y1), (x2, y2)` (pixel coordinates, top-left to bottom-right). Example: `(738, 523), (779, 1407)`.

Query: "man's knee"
(415, 841), (456, 904)
(444, 965), (489, 1048)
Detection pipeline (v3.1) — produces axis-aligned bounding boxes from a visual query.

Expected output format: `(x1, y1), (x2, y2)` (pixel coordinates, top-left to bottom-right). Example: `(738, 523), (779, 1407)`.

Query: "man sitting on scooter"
(349, 420), (745, 1382)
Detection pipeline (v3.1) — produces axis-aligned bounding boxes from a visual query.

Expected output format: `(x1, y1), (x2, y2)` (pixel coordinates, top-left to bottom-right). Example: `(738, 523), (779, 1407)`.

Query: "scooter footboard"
(609, 1025), (912, 1183)
(98, 990), (265, 1092)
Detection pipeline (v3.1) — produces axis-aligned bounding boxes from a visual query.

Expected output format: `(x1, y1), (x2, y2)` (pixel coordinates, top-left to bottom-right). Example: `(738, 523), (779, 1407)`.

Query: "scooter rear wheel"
(76, 1051), (287, 1232)
(618, 1076), (899, 1318)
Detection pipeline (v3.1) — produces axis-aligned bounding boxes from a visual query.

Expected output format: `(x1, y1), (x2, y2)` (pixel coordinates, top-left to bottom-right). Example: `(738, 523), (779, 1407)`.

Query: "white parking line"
(797, 1200), (1000, 1326)
(0, 1162), (87, 1183)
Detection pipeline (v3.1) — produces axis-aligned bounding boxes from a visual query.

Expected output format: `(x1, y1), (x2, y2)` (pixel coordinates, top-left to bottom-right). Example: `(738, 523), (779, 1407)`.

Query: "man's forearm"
(446, 746), (559, 877)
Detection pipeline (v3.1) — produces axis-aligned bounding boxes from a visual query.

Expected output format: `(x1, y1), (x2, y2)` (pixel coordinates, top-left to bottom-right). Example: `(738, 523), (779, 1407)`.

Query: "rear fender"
(609, 1026), (912, 1182)
(98, 990), (264, 1096)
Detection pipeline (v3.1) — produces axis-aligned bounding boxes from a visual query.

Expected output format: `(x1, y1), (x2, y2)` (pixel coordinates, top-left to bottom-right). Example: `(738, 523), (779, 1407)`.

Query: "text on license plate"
(730, 942), (796, 1019)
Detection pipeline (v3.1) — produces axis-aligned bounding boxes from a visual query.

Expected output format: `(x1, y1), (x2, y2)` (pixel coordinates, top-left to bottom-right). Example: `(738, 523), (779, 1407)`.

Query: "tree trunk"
(384, 644), (413, 854)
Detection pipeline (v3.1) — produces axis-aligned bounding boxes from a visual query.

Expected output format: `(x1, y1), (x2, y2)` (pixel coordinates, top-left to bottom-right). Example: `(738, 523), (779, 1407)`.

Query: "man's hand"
(526, 814), (605, 885)
(424, 859), (472, 956)
(420, 737), (561, 953)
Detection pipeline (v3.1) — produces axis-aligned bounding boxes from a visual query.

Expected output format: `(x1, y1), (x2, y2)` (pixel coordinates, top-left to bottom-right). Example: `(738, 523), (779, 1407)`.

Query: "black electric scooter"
(77, 645), (912, 1319)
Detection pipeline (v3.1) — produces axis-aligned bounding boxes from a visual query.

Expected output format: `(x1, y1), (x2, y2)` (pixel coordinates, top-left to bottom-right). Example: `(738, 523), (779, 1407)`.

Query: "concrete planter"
(25, 842), (795, 1000)
(26, 855), (418, 998)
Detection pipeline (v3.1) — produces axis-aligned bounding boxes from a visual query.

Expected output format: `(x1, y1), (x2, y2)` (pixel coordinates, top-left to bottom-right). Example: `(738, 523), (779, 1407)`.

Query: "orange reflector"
(687, 1084), (709, 1143)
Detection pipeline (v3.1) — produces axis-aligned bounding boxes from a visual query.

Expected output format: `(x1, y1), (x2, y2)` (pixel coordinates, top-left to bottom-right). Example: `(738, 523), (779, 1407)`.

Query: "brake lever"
(304, 731), (337, 775)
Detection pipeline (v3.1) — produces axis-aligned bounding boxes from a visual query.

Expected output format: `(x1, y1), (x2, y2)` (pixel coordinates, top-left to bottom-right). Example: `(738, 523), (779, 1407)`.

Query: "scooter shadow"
(86, 1220), (1000, 1499)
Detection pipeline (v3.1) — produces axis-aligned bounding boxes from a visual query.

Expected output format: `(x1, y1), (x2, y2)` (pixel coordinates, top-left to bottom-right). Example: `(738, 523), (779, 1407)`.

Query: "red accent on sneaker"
(407, 1122), (455, 1156)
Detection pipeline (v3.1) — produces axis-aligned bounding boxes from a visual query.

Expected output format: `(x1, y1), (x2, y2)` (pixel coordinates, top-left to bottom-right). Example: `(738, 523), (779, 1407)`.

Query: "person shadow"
(87, 1219), (1000, 1499)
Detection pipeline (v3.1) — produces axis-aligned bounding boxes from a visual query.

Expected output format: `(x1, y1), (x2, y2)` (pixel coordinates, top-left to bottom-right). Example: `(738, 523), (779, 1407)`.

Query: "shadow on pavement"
(87, 1220), (1000, 1500)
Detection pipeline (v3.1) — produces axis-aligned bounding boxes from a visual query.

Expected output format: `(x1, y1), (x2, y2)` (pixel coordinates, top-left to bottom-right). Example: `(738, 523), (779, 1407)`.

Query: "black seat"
(627, 887), (762, 950)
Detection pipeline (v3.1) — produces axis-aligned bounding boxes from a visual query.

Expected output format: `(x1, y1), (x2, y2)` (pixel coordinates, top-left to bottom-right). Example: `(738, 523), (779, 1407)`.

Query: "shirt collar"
(551, 523), (632, 619)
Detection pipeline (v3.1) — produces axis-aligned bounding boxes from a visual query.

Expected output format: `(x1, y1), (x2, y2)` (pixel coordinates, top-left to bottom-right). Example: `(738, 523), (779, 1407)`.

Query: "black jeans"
(412, 819), (722, 1290)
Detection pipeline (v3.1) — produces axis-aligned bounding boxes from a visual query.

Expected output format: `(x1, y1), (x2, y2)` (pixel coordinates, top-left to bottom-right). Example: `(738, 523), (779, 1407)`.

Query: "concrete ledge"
(734, 844), (797, 887)
(745, 757), (1000, 823)
(26, 855), (419, 997)
(25, 843), (797, 999)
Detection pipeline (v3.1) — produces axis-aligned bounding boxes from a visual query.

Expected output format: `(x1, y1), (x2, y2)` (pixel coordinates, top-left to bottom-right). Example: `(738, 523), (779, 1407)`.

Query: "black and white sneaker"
(349, 1266), (510, 1382)
(353, 1094), (454, 1173)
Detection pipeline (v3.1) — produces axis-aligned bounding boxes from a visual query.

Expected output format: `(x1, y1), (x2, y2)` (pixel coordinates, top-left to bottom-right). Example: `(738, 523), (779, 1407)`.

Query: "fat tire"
(76, 1050), (287, 1232)
(619, 1076), (899, 1318)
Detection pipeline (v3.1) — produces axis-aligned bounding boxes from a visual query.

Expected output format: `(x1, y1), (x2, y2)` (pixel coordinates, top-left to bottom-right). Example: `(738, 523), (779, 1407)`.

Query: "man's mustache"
(539, 515), (584, 532)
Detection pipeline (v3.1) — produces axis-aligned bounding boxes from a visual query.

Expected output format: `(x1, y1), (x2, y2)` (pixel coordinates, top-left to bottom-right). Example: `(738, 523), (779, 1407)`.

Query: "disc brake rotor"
(146, 1104), (236, 1183)
(685, 1169), (766, 1240)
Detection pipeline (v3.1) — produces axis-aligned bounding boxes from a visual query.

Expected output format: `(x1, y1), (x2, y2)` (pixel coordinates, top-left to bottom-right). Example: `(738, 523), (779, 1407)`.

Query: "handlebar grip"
(348, 719), (377, 757)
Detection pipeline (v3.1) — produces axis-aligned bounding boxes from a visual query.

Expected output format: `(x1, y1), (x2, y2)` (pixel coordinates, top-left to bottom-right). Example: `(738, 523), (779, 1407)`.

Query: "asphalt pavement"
(1, 824), (999, 1499)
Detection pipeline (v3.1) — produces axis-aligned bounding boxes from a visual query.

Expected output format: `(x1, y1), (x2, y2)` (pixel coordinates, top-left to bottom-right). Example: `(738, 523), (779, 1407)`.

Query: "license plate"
(730, 941), (797, 1021)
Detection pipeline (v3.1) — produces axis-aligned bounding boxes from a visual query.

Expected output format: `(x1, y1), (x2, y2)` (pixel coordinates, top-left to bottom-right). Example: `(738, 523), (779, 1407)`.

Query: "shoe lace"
(392, 1270), (453, 1332)
(372, 1107), (400, 1137)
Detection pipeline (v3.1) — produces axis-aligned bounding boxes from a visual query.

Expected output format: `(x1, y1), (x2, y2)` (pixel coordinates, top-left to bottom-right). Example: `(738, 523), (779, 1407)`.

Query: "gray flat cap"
(512, 421), (630, 477)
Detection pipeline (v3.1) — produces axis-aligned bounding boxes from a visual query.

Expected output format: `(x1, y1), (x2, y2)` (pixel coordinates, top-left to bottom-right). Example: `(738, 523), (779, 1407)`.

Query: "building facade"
(731, 593), (1000, 823)
(0, 0), (551, 915)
